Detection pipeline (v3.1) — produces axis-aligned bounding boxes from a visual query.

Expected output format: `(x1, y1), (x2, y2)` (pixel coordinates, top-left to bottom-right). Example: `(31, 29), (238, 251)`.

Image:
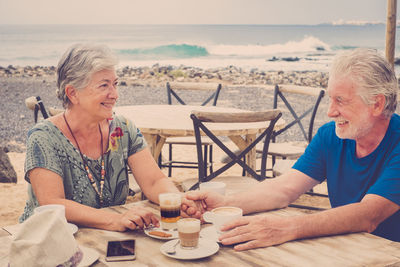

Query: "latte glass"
(177, 218), (201, 249)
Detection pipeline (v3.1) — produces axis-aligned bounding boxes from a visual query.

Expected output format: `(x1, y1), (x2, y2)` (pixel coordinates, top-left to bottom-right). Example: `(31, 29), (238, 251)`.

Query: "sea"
(0, 24), (398, 73)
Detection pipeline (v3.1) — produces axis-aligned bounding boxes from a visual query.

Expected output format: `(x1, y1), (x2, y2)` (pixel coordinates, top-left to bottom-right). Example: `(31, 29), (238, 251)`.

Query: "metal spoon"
(166, 239), (180, 255)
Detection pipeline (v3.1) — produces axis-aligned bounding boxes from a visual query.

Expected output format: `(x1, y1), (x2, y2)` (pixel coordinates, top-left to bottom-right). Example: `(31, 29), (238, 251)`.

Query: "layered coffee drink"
(159, 193), (181, 230)
(177, 218), (201, 249)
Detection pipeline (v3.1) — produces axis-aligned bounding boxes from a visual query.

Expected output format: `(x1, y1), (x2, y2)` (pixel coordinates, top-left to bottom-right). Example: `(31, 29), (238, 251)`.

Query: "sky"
(0, 0), (397, 25)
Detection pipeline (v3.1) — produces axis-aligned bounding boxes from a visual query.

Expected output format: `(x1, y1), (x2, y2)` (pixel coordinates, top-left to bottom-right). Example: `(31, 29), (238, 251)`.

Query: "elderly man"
(185, 48), (400, 251)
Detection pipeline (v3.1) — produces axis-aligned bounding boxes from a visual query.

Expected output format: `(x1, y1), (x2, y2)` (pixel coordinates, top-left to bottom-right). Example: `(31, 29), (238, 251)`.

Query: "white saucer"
(68, 223), (78, 235)
(160, 238), (219, 260)
(144, 227), (178, 240)
(200, 225), (220, 243)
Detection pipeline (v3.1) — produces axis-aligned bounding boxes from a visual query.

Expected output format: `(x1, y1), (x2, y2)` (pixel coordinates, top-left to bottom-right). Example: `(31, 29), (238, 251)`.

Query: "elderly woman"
(20, 43), (183, 231)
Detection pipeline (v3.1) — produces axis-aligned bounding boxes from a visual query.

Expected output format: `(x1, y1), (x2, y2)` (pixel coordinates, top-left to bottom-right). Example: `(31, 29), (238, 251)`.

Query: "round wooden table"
(115, 105), (280, 176)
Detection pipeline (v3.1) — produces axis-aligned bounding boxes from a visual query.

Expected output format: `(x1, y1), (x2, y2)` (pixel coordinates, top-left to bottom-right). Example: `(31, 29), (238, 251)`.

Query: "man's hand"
(219, 214), (297, 251)
(180, 194), (203, 219)
(182, 191), (226, 219)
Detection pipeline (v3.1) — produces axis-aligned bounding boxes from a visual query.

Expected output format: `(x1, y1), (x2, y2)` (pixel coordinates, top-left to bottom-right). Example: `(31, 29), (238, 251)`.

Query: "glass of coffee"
(177, 218), (201, 249)
(159, 193), (181, 230)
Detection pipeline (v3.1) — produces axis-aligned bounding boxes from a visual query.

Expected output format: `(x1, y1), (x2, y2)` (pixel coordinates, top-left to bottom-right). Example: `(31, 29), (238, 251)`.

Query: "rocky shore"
(0, 64), (329, 87)
(1, 65), (333, 153)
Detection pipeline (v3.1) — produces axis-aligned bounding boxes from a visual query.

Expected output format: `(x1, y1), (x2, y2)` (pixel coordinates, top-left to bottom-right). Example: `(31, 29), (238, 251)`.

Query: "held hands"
(182, 191), (226, 220)
(218, 214), (296, 251)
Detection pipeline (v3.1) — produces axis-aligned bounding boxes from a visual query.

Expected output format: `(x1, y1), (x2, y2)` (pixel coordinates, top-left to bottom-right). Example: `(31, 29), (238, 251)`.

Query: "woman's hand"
(111, 206), (160, 231)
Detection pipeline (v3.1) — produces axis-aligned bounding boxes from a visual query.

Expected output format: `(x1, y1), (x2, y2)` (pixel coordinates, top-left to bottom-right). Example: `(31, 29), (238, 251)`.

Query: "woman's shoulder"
(27, 120), (59, 138)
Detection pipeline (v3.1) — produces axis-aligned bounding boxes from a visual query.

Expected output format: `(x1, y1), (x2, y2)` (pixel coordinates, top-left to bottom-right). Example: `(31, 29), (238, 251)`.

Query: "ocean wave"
(117, 36), (331, 60)
(208, 36), (330, 56)
(118, 44), (208, 58)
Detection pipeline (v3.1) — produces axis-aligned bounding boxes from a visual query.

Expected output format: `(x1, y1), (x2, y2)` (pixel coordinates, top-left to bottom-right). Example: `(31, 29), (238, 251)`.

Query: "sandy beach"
(0, 66), (333, 227)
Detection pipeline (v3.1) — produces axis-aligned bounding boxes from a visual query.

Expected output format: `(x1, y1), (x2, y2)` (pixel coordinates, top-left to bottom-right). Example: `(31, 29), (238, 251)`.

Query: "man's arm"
(220, 187), (400, 251)
(291, 193), (400, 240)
(224, 169), (320, 214)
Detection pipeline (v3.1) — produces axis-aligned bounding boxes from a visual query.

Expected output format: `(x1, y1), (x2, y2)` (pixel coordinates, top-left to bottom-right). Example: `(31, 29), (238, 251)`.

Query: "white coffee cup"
(199, 181), (226, 195)
(203, 206), (242, 234)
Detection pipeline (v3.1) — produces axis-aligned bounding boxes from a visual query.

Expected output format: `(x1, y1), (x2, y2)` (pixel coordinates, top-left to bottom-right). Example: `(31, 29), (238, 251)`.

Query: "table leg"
(229, 134), (256, 177)
(142, 134), (166, 163)
(245, 134), (256, 176)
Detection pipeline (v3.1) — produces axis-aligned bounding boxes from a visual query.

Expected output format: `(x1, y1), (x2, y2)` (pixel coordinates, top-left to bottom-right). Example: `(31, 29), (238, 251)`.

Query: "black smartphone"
(105, 239), (136, 262)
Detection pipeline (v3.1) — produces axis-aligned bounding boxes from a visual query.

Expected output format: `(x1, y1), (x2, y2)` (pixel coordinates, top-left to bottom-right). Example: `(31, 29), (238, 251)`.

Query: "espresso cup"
(177, 218), (201, 249)
(203, 206), (242, 234)
(199, 181), (226, 195)
(159, 193), (181, 230)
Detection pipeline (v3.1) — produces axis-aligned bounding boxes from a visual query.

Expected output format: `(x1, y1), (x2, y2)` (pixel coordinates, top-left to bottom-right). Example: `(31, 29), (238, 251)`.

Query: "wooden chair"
(259, 85), (325, 173)
(159, 82), (222, 177)
(186, 109), (282, 191)
(25, 96), (50, 123)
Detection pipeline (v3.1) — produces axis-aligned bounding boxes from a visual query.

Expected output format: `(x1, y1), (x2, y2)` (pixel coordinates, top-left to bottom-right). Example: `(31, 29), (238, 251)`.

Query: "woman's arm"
(127, 148), (180, 203)
(29, 167), (159, 231)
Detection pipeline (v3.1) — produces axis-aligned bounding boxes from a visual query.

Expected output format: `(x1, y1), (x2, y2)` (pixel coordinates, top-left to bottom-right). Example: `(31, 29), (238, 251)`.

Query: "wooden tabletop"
(2, 177), (400, 266)
(115, 105), (275, 137)
(114, 105), (282, 175)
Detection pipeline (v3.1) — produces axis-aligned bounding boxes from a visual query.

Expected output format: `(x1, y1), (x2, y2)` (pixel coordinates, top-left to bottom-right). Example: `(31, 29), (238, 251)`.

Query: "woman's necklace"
(63, 112), (106, 206)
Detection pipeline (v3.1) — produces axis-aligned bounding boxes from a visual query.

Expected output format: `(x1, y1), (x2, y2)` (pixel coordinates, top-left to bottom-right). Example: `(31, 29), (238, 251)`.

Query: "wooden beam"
(385, 0), (397, 67)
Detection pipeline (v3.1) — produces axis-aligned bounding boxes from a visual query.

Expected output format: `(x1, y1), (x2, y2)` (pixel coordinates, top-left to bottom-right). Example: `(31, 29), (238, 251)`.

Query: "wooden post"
(386, 0), (397, 67)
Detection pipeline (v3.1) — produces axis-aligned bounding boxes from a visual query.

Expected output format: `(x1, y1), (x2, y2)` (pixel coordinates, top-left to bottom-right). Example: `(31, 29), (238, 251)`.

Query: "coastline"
(0, 64), (329, 87)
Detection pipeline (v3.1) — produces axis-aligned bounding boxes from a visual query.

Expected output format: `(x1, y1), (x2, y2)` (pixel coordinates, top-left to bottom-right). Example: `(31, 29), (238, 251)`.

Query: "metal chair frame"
(272, 84), (325, 144)
(189, 109), (282, 190)
(25, 96), (49, 123)
(160, 82), (222, 177)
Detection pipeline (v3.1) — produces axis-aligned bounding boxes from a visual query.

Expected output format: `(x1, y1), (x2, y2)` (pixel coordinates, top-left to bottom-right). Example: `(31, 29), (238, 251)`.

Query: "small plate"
(161, 238), (219, 260)
(68, 223), (78, 235)
(200, 225), (220, 243)
(144, 227), (178, 240)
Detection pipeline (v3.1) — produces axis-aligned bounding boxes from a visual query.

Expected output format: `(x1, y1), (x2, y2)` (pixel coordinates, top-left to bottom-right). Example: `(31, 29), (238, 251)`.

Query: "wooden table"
(115, 105), (280, 176)
(2, 179), (400, 266)
(2, 204), (399, 266)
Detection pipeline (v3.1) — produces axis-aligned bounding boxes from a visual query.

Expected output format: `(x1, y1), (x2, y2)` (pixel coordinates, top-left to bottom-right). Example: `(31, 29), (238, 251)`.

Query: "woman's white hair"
(56, 43), (118, 108)
(329, 48), (398, 119)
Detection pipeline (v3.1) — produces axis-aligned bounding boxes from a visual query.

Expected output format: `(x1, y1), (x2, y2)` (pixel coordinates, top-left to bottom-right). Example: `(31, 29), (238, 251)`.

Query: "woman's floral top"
(20, 115), (147, 222)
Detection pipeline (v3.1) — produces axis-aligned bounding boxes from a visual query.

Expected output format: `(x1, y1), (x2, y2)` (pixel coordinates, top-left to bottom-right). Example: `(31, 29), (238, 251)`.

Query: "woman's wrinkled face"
(76, 69), (118, 120)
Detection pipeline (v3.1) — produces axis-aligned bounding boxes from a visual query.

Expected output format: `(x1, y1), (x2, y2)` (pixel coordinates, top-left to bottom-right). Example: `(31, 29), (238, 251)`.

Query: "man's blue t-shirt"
(293, 114), (400, 242)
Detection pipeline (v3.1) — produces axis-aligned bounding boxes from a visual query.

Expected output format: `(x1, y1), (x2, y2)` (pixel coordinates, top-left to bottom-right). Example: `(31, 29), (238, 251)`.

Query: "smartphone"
(105, 239), (136, 262)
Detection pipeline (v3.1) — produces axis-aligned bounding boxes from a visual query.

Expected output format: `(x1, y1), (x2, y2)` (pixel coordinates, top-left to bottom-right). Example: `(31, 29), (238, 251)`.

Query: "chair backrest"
(25, 96), (49, 123)
(189, 109), (282, 190)
(273, 84), (325, 143)
(166, 82), (222, 106)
